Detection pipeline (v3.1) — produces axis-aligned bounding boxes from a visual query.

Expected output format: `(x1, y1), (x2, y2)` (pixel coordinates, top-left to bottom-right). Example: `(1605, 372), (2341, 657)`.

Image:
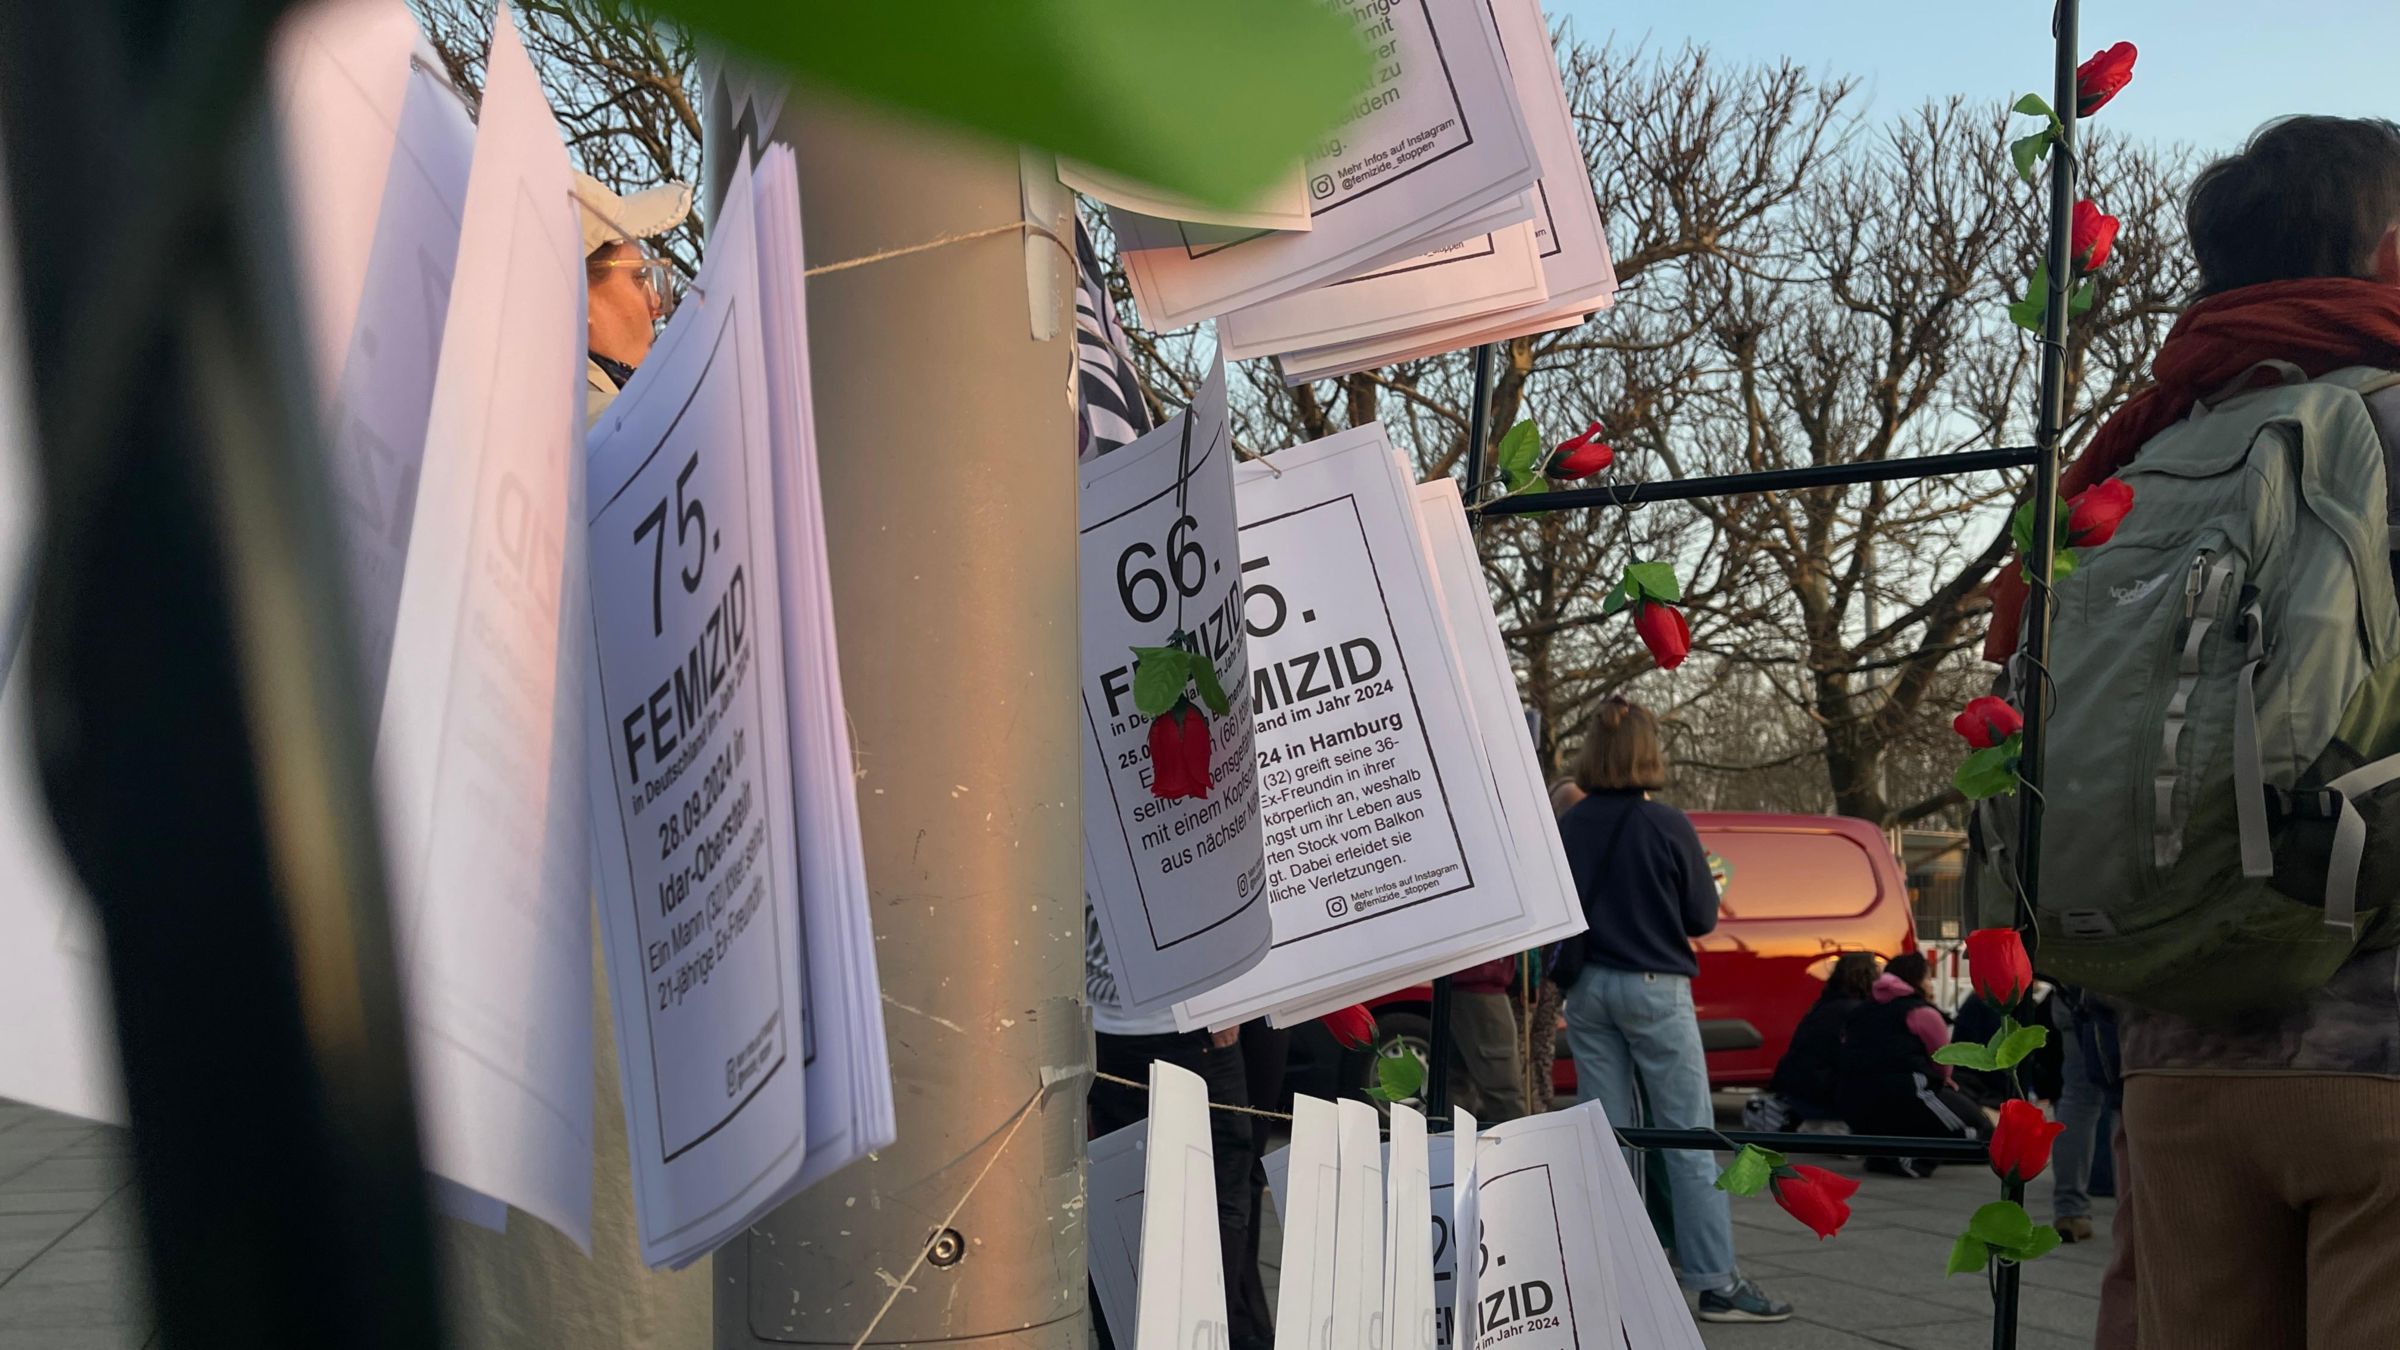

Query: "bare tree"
(410, 0), (705, 275)
(1103, 40), (2197, 825)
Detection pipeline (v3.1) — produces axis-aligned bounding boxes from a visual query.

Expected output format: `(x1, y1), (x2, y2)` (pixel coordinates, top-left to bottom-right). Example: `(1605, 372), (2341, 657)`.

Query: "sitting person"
(1749, 952), (1881, 1131)
(1951, 980), (2064, 1112)
(1836, 952), (1989, 1176)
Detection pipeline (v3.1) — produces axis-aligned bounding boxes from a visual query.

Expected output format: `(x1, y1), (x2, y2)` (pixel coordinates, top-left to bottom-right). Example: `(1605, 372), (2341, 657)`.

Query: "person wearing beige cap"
(574, 169), (692, 427)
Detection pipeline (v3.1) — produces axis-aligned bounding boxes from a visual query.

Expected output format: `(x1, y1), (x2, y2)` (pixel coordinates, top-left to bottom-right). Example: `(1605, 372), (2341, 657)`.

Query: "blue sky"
(1545, 0), (2398, 160)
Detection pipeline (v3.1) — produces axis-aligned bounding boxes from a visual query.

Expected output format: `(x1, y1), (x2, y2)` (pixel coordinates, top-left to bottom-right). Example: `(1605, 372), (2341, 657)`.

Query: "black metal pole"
(0, 5), (443, 1349)
(1474, 446), (2042, 516)
(1425, 344), (1496, 1123)
(1615, 1127), (1990, 1162)
(1994, 5), (2081, 1349)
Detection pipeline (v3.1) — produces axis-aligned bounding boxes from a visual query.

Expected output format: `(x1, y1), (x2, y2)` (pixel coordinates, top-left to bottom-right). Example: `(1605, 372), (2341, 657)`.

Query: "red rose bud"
(1318, 1005), (1377, 1050)
(1147, 703), (1214, 800)
(1990, 1099), (2068, 1184)
(1952, 695), (2024, 750)
(1634, 600), (1690, 671)
(1546, 422), (1614, 479)
(2072, 199), (2120, 273)
(1965, 927), (2035, 1009)
(2066, 478), (2134, 548)
(2075, 42), (2137, 117)
(1769, 1165), (1860, 1239)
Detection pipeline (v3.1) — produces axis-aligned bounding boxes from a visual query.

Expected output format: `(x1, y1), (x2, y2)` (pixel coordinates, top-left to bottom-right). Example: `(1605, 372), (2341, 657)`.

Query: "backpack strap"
(2323, 753), (2400, 932)
(2233, 596), (2276, 879)
(2196, 359), (2310, 412)
(2159, 557), (2238, 868)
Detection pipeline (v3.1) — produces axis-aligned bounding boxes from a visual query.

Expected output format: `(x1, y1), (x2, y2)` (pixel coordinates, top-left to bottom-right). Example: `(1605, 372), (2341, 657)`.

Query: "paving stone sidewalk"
(7, 1093), (2109, 1350)
(0, 1099), (150, 1350)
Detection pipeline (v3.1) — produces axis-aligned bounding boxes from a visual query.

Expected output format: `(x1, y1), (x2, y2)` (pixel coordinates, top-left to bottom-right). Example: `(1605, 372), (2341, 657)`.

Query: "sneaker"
(1697, 1278), (1794, 1324)
(1864, 1156), (1935, 1179)
(2055, 1216), (2095, 1244)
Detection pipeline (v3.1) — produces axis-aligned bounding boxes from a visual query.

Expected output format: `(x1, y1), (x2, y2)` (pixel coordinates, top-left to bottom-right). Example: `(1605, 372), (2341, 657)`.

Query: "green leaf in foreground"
(1495, 419), (1543, 481)
(2012, 93), (2056, 119)
(1968, 1201), (2037, 1252)
(1954, 745), (2019, 801)
(1369, 1051), (1425, 1103)
(2010, 130), (2051, 184)
(1713, 1144), (1783, 1197)
(649, 0), (1374, 207)
(1933, 1040), (2000, 1072)
(1130, 646), (1192, 717)
(1946, 1233), (1990, 1277)
(1991, 1024), (2050, 1071)
(1190, 654), (1231, 717)
(1623, 561), (1682, 604)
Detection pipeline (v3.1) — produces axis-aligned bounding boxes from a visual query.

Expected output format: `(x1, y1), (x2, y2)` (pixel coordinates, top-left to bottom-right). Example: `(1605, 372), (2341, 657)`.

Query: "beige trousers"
(2123, 1074), (2400, 1350)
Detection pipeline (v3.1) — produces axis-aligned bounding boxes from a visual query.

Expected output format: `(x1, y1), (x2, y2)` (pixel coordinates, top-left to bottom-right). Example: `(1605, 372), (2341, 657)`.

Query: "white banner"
(584, 160), (813, 1269)
(1113, 0), (1538, 328)
(1080, 357), (1272, 1017)
(1176, 425), (1522, 1029)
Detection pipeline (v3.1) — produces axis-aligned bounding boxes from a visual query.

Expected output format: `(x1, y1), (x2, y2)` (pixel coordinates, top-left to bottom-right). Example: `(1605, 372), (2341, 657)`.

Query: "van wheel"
(1362, 1011), (1433, 1118)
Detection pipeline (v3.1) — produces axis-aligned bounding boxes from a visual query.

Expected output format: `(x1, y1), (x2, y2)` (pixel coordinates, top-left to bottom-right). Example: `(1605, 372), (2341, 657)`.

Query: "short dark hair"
(1883, 951), (1930, 994)
(2186, 116), (2400, 298)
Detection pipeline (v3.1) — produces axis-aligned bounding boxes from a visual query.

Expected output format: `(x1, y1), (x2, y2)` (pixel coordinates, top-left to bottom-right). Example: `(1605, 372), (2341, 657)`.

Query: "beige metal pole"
(709, 87), (1088, 1350)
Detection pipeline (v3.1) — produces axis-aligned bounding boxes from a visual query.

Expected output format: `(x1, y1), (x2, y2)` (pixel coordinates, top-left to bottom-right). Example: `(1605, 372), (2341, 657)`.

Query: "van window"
(1697, 828), (1885, 921)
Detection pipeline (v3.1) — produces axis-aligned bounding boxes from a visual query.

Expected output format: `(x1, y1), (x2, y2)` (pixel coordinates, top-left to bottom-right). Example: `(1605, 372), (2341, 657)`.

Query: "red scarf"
(1986, 278), (2400, 660)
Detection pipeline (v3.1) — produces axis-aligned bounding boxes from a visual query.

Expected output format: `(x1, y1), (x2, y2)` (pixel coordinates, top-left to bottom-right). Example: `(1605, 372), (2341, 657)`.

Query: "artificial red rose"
(1966, 927), (2034, 1009)
(1546, 422), (1614, 479)
(2072, 199), (2120, 273)
(2075, 42), (2138, 118)
(1952, 696), (2024, 750)
(1989, 1099), (2068, 1184)
(1769, 1165), (1860, 1239)
(2066, 478), (2134, 548)
(1148, 702), (1213, 800)
(1634, 600), (1690, 671)
(1318, 1004), (1378, 1050)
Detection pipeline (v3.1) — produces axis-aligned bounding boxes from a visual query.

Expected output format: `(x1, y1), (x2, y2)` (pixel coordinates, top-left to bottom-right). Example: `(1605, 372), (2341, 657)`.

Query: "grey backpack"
(1980, 365), (2400, 1021)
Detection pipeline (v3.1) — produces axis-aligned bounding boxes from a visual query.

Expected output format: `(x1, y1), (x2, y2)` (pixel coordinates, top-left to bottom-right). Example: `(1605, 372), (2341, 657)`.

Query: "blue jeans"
(1563, 967), (1738, 1292)
(2051, 1004), (2106, 1222)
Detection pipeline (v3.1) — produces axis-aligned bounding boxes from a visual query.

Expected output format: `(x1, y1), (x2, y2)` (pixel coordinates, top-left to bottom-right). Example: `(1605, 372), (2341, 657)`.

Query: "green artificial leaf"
(2012, 93), (2056, 119)
(1369, 1051), (1425, 1103)
(1514, 476), (1550, 496)
(1190, 654), (1231, 717)
(1131, 646), (1192, 717)
(1953, 745), (2019, 801)
(2009, 261), (2053, 332)
(648, 0), (1373, 208)
(1495, 419), (1543, 480)
(1991, 1024), (2051, 1070)
(1933, 1040), (2000, 1072)
(1968, 1201), (2038, 1252)
(1623, 561), (1682, 604)
(2010, 130), (2051, 184)
(1601, 580), (1634, 617)
(1946, 1233), (1991, 1277)
(1712, 1144), (1785, 1197)
(2053, 548), (2080, 582)
(2071, 279), (2099, 316)
(2009, 498), (2038, 555)
(2011, 1226), (2064, 1263)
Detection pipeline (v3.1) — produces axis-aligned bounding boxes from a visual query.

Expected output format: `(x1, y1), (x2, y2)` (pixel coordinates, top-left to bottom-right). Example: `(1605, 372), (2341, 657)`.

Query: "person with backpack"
(1833, 953), (1990, 1175)
(1983, 116), (2400, 1346)
(1555, 699), (1791, 1324)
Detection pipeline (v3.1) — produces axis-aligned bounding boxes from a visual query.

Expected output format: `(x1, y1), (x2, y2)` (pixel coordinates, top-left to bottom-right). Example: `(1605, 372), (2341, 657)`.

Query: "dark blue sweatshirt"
(1556, 789), (1718, 978)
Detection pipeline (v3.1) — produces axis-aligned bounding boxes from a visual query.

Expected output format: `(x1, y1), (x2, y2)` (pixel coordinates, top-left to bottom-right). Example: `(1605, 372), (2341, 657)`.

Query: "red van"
(1336, 812), (1916, 1103)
